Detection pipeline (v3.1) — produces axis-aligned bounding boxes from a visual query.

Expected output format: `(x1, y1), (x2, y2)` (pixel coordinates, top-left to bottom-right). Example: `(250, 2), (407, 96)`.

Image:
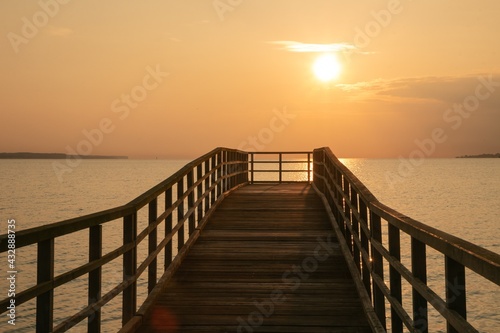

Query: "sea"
(0, 158), (498, 332)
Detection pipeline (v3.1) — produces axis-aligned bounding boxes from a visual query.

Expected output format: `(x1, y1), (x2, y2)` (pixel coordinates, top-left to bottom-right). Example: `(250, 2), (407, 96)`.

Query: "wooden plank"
(138, 184), (373, 332)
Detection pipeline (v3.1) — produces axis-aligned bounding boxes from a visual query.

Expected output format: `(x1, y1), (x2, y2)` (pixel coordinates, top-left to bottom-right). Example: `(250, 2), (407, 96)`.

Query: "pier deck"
(139, 183), (372, 332)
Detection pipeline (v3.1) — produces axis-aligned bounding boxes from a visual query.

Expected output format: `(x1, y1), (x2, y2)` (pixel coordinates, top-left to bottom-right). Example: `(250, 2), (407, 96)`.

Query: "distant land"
(456, 153), (500, 158)
(0, 152), (128, 159)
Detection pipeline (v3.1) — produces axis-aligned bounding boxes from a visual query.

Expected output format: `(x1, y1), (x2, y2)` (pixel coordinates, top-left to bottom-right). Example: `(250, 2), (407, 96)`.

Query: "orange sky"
(1, 1), (499, 158)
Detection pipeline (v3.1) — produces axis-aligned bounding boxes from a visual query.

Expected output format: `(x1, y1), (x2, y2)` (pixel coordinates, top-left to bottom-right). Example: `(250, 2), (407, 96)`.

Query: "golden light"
(312, 54), (341, 82)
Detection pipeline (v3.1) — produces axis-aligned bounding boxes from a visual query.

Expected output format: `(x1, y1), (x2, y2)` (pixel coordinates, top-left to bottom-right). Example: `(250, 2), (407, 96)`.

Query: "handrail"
(249, 151), (312, 183)
(3, 147), (497, 332)
(0, 147), (249, 332)
(312, 147), (500, 333)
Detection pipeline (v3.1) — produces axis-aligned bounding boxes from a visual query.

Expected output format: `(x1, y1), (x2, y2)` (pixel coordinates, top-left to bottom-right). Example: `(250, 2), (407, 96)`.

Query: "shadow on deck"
(138, 183), (373, 333)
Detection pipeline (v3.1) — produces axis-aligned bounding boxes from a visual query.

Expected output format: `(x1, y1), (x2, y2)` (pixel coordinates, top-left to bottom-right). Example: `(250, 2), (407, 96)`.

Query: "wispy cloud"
(268, 41), (373, 55)
(164, 32), (182, 42)
(335, 74), (500, 108)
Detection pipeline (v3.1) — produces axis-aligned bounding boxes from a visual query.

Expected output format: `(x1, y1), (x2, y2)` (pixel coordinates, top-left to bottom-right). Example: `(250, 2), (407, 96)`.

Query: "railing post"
(177, 179), (185, 251)
(244, 152), (249, 184)
(231, 151), (236, 188)
(240, 151), (245, 185)
(307, 152), (311, 182)
(36, 238), (54, 333)
(279, 153), (283, 183)
(122, 211), (137, 326)
(88, 225), (102, 333)
(343, 178), (352, 253)
(351, 189), (361, 273)
(230, 151), (234, 188)
(165, 188), (173, 268)
(221, 150), (226, 192)
(205, 159), (210, 213)
(211, 156), (216, 204)
(226, 151), (230, 190)
(237, 152), (242, 185)
(216, 152), (222, 198)
(229, 151), (235, 188)
(187, 170), (195, 234)
(250, 153), (254, 184)
(370, 211), (386, 329)
(359, 199), (371, 298)
(336, 170), (344, 233)
(312, 149), (321, 189)
(389, 224), (403, 332)
(412, 237), (428, 333)
(197, 164), (204, 224)
(445, 256), (466, 333)
(148, 198), (158, 293)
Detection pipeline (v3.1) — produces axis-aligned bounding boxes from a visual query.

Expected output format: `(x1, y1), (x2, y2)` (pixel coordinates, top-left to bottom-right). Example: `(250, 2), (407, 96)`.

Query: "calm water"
(0, 158), (498, 332)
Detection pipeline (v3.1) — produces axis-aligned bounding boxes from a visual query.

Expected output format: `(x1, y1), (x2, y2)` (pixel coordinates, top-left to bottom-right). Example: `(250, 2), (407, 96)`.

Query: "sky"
(1, 0), (499, 158)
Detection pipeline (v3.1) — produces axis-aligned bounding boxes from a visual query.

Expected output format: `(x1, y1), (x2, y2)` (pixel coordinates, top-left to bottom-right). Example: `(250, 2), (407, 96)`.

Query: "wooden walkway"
(139, 183), (372, 333)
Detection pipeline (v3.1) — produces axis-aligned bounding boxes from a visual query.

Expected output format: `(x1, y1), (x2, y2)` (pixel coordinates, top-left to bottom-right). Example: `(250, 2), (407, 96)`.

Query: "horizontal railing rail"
(3, 146), (497, 333)
(312, 147), (500, 333)
(0, 147), (248, 332)
(249, 151), (312, 183)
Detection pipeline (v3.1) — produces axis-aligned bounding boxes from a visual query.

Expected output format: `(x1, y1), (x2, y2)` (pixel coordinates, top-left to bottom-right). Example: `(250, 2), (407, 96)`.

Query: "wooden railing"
(249, 151), (312, 183)
(2, 147), (498, 333)
(0, 147), (248, 332)
(312, 147), (500, 333)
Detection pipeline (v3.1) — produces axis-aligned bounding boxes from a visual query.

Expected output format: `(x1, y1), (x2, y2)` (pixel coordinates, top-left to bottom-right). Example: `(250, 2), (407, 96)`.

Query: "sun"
(313, 54), (342, 82)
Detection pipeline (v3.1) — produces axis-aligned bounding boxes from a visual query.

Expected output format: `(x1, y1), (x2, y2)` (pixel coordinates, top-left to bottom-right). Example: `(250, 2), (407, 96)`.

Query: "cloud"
(164, 33), (182, 42)
(335, 74), (500, 107)
(268, 41), (373, 55)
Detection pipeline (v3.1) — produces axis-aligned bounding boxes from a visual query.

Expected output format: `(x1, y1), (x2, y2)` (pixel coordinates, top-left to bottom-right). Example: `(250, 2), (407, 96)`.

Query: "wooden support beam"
(165, 188), (173, 268)
(445, 256), (466, 333)
(148, 198), (158, 294)
(412, 237), (428, 333)
(122, 212), (137, 326)
(36, 238), (54, 333)
(370, 211), (386, 329)
(88, 225), (102, 333)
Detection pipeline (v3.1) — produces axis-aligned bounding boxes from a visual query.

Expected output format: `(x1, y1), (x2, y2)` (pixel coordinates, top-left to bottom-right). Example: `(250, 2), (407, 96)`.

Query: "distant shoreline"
(456, 153), (500, 158)
(0, 152), (128, 159)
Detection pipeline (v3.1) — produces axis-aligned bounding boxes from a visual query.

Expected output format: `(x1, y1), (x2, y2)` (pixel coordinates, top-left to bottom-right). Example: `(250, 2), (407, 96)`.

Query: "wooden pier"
(1, 147), (499, 333)
(138, 183), (373, 332)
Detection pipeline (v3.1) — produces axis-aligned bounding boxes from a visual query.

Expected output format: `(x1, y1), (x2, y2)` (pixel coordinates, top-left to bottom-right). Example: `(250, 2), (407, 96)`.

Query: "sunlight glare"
(313, 54), (341, 82)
